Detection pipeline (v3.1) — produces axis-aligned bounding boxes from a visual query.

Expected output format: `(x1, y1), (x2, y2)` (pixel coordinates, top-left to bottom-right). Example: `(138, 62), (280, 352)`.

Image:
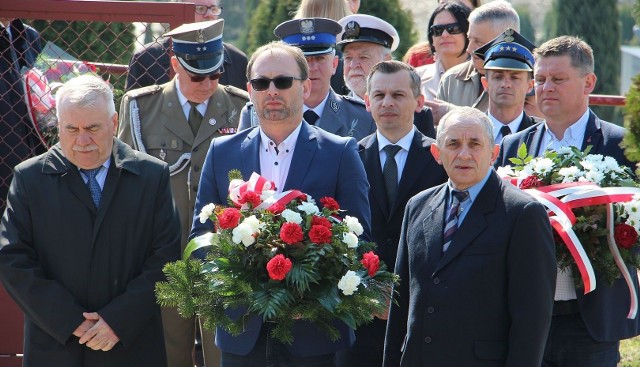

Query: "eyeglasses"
(194, 5), (223, 16)
(186, 72), (222, 83)
(429, 23), (463, 37)
(249, 76), (305, 91)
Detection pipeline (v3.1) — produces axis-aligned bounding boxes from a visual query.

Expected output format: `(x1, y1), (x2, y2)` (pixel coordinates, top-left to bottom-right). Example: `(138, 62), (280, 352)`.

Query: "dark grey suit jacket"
(384, 171), (556, 367)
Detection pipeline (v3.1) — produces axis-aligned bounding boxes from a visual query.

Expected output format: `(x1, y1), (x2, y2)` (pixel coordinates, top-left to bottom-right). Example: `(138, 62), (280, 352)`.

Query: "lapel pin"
(209, 118), (217, 126)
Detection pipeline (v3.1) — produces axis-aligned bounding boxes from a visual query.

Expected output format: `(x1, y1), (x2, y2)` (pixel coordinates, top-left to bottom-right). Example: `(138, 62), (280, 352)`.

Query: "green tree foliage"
(242, 0), (416, 58)
(548, 0), (620, 122)
(358, 0), (416, 59)
(622, 0), (640, 169)
(514, 5), (536, 45)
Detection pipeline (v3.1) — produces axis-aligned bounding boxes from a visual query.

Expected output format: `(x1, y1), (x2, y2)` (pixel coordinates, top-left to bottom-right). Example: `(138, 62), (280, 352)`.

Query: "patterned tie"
(383, 144), (402, 209)
(500, 125), (512, 139)
(442, 190), (469, 252)
(303, 110), (319, 125)
(81, 167), (102, 207)
(188, 101), (202, 135)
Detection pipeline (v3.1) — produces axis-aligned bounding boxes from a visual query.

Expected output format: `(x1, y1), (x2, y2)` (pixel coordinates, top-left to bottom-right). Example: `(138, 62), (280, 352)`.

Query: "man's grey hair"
(55, 74), (116, 119)
(366, 60), (421, 98)
(436, 106), (494, 146)
(469, 0), (520, 32)
(534, 36), (594, 76)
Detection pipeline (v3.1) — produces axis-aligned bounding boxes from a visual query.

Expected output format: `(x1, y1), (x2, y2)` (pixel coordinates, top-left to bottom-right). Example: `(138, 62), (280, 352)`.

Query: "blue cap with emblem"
(164, 19), (225, 75)
(274, 18), (342, 56)
(336, 14), (399, 52)
(475, 29), (536, 72)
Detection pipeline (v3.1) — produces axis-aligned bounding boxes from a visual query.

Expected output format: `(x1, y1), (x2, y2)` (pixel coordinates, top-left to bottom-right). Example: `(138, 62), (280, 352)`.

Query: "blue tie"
(443, 190), (469, 252)
(81, 167), (102, 207)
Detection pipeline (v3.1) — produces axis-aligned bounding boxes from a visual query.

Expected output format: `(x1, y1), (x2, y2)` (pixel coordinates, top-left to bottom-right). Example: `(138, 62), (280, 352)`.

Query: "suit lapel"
(580, 111), (602, 153)
(284, 122), (317, 190)
(43, 146), (97, 213)
(528, 124), (546, 156)
(161, 81), (195, 146)
(435, 172), (499, 273)
(316, 89), (344, 135)
(422, 186), (447, 268)
(240, 127), (262, 180)
(359, 135), (390, 217)
(390, 133), (430, 217)
(518, 112), (534, 132)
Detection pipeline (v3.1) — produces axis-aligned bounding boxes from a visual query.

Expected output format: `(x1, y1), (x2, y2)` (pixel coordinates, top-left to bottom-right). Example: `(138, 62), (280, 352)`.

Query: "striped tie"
(442, 190), (469, 252)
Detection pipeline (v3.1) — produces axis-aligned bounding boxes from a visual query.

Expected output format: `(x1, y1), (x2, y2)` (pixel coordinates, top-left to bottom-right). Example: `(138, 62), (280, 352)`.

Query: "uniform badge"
(330, 100), (339, 113)
(197, 29), (206, 43)
(300, 20), (314, 35)
(218, 127), (237, 135)
(504, 29), (515, 43)
(171, 139), (178, 149)
(228, 109), (238, 124)
(344, 21), (360, 38)
(209, 118), (217, 126)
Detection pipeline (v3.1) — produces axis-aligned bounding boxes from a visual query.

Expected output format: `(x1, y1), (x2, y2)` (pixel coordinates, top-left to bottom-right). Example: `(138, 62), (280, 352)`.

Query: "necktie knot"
(452, 190), (469, 204)
(303, 110), (319, 125)
(383, 144), (402, 158)
(500, 125), (512, 138)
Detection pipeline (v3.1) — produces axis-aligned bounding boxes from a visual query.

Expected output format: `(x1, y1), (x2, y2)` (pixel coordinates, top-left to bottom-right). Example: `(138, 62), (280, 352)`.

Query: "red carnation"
(266, 254), (292, 281)
(267, 202), (285, 214)
(614, 223), (638, 249)
(320, 197), (340, 211)
(218, 208), (241, 229)
(309, 225), (333, 244)
(361, 251), (380, 277)
(238, 191), (262, 208)
(280, 222), (304, 244)
(311, 215), (332, 229)
(519, 175), (542, 190)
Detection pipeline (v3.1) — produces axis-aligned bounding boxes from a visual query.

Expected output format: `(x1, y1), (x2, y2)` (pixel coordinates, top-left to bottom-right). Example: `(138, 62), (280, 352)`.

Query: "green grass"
(620, 336), (640, 367)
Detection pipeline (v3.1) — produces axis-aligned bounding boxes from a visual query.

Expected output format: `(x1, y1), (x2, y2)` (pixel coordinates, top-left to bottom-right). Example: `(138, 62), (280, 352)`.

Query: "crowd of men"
(1, 0), (639, 366)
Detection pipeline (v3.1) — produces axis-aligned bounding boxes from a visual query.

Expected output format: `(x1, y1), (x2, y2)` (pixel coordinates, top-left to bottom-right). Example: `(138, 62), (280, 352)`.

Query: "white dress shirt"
(176, 79), (209, 120)
(258, 123), (302, 192)
(489, 111), (523, 144)
(304, 92), (330, 121)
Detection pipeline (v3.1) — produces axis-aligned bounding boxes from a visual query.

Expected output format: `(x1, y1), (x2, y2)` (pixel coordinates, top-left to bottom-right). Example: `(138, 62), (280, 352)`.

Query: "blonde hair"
(293, 0), (352, 20)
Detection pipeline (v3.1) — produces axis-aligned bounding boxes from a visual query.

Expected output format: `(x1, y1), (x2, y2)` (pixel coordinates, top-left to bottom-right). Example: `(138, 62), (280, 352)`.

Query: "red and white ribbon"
(228, 172), (305, 211)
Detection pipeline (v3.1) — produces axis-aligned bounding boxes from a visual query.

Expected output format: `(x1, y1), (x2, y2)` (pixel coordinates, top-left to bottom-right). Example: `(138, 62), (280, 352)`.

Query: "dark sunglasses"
(186, 72), (222, 83)
(429, 23), (463, 37)
(250, 76), (305, 91)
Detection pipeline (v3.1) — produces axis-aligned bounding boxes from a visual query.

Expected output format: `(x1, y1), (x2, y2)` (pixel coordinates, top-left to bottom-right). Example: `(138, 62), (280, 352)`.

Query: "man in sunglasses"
(190, 41), (371, 367)
(118, 19), (248, 367)
(238, 18), (376, 142)
(425, 0), (520, 125)
(337, 14), (436, 139)
(125, 0), (248, 92)
(475, 29), (540, 144)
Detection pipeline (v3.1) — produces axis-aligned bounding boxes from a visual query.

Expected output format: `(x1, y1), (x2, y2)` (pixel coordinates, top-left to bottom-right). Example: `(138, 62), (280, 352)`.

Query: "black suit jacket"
(384, 171), (556, 367)
(496, 110), (640, 342)
(125, 37), (248, 91)
(413, 107), (436, 139)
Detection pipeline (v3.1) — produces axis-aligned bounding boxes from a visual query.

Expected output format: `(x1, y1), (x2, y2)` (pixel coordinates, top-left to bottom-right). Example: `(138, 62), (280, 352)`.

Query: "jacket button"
(432, 277), (440, 285)
(192, 185), (198, 192)
(194, 165), (200, 172)
(427, 306), (435, 314)
(193, 147), (199, 152)
(424, 336), (432, 343)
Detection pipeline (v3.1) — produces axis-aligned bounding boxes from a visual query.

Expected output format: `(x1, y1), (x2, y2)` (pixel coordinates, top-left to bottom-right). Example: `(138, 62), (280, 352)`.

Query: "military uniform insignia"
(159, 149), (167, 161)
(171, 139), (179, 149)
(218, 127), (237, 135)
(347, 119), (359, 137)
(228, 109), (238, 124)
(209, 118), (217, 126)
(300, 20), (314, 35)
(344, 21), (360, 38)
(330, 100), (339, 113)
(197, 29), (205, 43)
(504, 28), (515, 43)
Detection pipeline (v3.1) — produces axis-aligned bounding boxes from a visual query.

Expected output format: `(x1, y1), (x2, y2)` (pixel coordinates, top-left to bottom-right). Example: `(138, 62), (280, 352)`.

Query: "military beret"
(336, 14), (399, 52)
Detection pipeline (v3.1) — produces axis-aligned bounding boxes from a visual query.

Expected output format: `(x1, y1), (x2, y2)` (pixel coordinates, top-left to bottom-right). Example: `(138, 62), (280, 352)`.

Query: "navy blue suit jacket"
(496, 110), (640, 342)
(384, 171), (556, 366)
(190, 121), (371, 356)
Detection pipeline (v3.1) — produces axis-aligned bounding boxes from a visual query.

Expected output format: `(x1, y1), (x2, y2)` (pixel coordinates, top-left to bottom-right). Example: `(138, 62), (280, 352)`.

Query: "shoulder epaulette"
(224, 85), (250, 101)
(126, 84), (162, 99)
(342, 94), (366, 106)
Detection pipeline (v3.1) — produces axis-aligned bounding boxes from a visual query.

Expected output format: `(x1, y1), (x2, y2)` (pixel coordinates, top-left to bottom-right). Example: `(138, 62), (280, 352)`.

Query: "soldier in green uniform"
(118, 19), (248, 367)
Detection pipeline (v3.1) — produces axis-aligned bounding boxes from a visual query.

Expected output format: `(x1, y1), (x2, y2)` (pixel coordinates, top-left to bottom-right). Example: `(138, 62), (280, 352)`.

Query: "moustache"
(73, 144), (98, 152)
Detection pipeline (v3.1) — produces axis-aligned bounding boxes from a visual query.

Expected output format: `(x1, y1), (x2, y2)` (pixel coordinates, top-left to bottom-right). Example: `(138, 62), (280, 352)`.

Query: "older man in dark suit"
(496, 36), (640, 367)
(344, 60), (447, 367)
(0, 75), (180, 366)
(384, 106), (556, 367)
(190, 41), (371, 367)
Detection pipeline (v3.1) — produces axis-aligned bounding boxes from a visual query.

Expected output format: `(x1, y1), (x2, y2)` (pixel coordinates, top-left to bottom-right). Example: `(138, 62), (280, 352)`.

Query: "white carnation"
(338, 270), (361, 296)
(344, 215), (364, 236)
(533, 158), (554, 174)
(558, 166), (582, 183)
(556, 146), (573, 155)
(281, 209), (303, 224)
(297, 201), (320, 215)
(199, 203), (216, 224)
(343, 232), (359, 248)
(242, 215), (262, 232)
(496, 165), (515, 177)
(232, 223), (255, 247)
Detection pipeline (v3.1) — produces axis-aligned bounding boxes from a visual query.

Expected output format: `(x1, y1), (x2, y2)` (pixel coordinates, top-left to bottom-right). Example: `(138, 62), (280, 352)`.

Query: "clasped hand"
(72, 312), (120, 351)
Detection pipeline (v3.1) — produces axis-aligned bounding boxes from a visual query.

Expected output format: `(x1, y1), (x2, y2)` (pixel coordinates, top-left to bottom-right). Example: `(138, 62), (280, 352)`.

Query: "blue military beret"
(274, 18), (342, 56)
